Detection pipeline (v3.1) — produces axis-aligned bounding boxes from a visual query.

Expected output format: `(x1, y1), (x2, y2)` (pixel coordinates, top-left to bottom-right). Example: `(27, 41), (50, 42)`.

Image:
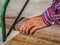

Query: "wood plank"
(5, 31), (60, 45)
(5, 15), (18, 19)
(1, 16), (60, 45)
(5, 19), (60, 45)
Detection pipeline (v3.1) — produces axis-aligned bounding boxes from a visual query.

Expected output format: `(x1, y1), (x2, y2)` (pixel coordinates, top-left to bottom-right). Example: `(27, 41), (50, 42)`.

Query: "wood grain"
(1, 16), (60, 45)
(5, 22), (60, 45)
(5, 31), (60, 45)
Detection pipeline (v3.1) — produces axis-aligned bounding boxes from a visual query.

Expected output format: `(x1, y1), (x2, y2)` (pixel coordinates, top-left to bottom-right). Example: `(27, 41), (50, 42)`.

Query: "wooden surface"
(1, 16), (60, 45)
(5, 25), (60, 45)
(5, 16), (60, 45)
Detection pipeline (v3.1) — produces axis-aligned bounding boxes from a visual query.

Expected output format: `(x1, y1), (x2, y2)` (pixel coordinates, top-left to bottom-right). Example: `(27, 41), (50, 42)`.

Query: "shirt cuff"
(42, 14), (55, 26)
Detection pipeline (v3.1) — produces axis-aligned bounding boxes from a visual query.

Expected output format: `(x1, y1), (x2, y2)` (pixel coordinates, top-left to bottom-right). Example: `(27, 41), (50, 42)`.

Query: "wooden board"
(5, 25), (60, 45)
(1, 16), (60, 45)
(4, 16), (60, 45)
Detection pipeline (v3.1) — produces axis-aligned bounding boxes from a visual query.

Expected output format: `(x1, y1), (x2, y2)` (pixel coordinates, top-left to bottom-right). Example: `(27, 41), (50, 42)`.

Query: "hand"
(20, 16), (46, 35)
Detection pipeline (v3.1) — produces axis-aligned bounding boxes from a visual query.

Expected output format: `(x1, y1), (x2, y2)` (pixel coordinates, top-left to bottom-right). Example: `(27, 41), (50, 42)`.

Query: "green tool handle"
(1, 0), (10, 42)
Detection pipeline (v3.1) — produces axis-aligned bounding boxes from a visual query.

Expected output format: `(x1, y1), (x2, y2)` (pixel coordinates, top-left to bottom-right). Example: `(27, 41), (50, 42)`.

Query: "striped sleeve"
(42, 0), (60, 26)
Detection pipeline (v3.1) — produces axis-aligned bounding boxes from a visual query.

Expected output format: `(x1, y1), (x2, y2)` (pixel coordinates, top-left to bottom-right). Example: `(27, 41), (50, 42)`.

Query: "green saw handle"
(1, 0), (10, 42)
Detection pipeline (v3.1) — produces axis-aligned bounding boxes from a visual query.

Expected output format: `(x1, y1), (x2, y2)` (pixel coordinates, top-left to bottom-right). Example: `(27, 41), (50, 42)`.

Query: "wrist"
(41, 14), (55, 26)
(40, 15), (48, 27)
